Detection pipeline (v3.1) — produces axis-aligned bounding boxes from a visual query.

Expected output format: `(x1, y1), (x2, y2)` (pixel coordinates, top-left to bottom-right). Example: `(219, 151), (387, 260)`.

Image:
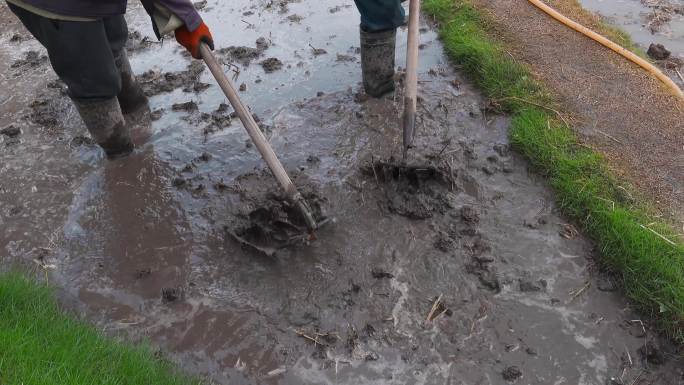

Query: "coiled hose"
(527, 0), (684, 100)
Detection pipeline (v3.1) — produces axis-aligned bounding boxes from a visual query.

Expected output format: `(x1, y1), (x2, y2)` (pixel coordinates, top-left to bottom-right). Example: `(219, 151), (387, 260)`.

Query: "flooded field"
(1, 1), (683, 384)
(579, 0), (684, 85)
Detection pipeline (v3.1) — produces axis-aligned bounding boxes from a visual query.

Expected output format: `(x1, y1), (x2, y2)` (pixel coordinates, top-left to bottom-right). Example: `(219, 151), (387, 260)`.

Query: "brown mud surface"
(2, 1), (684, 384)
(474, 0), (684, 228)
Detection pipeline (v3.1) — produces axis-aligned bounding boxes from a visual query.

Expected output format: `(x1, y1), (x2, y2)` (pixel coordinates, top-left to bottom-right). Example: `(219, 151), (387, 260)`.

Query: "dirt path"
(472, 0), (684, 228)
(2, 1), (684, 384)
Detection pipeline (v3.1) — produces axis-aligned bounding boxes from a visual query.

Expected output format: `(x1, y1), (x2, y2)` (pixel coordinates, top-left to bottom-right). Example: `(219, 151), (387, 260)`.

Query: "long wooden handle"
(402, 0), (421, 160)
(200, 44), (296, 197)
(200, 44), (319, 231)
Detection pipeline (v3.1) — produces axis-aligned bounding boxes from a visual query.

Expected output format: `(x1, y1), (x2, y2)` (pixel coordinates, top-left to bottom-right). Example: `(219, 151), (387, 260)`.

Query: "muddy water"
(1, 1), (683, 384)
(578, 0), (684, 85)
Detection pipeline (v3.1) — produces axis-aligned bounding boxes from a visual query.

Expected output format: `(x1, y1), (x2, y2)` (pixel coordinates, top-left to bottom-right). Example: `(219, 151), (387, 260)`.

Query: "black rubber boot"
(360, 27), (397, 98)
(72, 97), (134, 159)
(114, 50), (148, 115)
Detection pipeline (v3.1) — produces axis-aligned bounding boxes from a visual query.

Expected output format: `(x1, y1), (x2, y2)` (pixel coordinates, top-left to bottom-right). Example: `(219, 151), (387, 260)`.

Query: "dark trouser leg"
(353, 0), (405, 33)
(353, 0), (403, 97)
(8, 4), (133, 158)
(105, 17), (149, 115)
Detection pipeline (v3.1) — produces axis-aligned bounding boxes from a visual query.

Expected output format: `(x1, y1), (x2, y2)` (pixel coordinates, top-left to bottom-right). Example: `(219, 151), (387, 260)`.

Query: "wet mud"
(10, 50), (47, 71)
(261, 57), (284, 73)
(139, 61), (209, 96)
(224, 172), (328, 257)
(217, 37), (270, 66)
(579, 0), (684, 86)
(362, 160), (455, 220)
(2, 1), (684, 384)
(126, 30), (157, 53)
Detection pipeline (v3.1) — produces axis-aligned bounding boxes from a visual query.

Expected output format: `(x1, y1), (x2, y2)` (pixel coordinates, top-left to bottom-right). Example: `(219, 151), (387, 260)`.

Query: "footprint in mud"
(361, 160), (455, 220)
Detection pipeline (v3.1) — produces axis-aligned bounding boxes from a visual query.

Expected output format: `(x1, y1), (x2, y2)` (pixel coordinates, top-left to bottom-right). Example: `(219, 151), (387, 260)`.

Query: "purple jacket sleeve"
(140, 0), (202, 35)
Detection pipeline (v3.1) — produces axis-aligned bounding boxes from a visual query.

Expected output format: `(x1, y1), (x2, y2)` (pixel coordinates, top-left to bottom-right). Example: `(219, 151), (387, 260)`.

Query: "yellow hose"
(526, 0), (684, 100)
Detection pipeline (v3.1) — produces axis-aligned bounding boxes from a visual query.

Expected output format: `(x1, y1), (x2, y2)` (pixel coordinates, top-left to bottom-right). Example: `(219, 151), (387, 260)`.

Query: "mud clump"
(596, 275), (617, 292)
(226, 176), (327, 257)
(0, 125), (21, 138)
(647, 43), (671, 60)
(126, 30), (155, 52)
(638, 341), (666, 365)
(28, 96), (70, 130)
(172, 177), (187, 188)
(217, 38), (270, 66)
(493, 143), (510, 157)
(465, 237), (500, 292)
(47, 79), (68, 96)
(336, 53), (356, 62)
(218, 46), (260, 65)
(181, 103), (233, 135)
(434, 230), (456, 252)
(261, 57), (284, 73)
(519, 278), (546, 292)
(150, 109), (164, 121)
(161, 287), (183, 303)
(256, 37), (270, 51)
(139, 61), (207, 96)
(193, 0), (207, 10)
(172, 101), (199, 112)
(362, 160), (454, 220)
(371, 268), (394, 279)
(9, 33), (30, 43)
(502, 366), (522, 381)
(196, 152), (212, 162)
(310, 46), (327, 56)
(286, 14), (303, 23)
(70, 135), (95, 147)
(466, 262), (500, 292)
(135, 268), (151, 279)
(265, 0), (300, 13)
(460, 205), (479, 225)
(11, 50), (48, 70)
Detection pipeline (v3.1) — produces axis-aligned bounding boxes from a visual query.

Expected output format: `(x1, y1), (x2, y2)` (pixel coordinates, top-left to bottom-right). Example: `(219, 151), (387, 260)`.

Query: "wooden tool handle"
(200, 44), (296, 196)
(200, 44), (318, 231)
(402, 0), (421, 159)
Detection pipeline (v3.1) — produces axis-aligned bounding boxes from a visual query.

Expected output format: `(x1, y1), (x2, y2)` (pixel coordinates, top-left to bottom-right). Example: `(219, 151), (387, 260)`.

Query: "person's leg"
(7, 3), (133, 158)
(353, 0), (404, 97)
(104, 15), (148, 115)
(354, 0), (405, 33)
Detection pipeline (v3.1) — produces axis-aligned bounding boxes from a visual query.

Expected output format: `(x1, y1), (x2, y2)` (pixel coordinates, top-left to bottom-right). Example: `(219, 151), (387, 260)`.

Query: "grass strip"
(423, 0), (684, 341)
(0, 272), (200, 385)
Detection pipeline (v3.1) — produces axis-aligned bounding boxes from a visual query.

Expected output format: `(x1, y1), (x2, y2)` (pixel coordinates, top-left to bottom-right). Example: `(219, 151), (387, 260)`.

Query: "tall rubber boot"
(72, 97), (134, 159)
(114, 50), (148, 115)
(360, 27), (397, 98)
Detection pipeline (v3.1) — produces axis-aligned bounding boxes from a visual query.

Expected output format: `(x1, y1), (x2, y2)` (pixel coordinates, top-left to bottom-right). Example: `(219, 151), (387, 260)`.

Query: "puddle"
(1, 1), (683, 384)
(578, 0), (684, 85)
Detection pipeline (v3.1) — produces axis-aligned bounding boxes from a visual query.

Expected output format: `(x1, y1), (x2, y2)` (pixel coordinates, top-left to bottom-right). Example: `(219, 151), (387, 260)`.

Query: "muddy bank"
(1, 1), (683, 384)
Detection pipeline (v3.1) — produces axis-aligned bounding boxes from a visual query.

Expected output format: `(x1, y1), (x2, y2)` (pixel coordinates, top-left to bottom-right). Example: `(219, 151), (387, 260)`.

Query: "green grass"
(0, 272), (200, 385)
(424, 0), (684, 341)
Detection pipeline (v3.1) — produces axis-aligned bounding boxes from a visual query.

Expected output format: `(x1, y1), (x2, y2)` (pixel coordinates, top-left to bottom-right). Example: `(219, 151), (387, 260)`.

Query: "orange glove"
(175, 21), (214, 59)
